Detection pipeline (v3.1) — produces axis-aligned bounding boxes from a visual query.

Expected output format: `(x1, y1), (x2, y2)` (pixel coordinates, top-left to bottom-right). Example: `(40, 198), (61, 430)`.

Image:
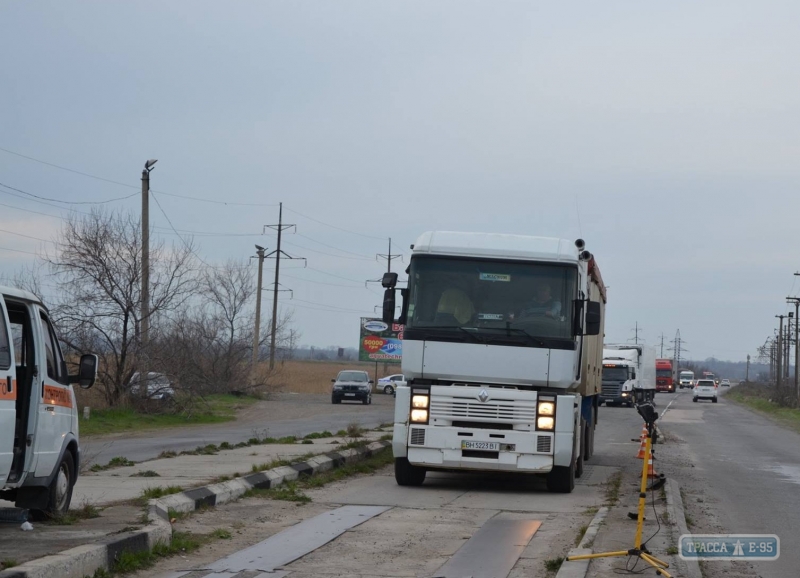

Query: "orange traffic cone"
(636, 425), (647, 459)
(647, 453), (658, 479)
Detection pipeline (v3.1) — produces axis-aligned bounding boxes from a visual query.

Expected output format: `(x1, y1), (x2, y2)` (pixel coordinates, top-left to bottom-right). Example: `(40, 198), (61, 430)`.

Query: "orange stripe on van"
(43, 385), (73, 408)
(0, 379), (16, 401)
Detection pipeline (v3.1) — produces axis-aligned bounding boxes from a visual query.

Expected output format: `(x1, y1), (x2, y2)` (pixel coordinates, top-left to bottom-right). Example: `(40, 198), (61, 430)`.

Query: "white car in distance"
(693, 379), (718, 403)
(377, 374), (406, 395)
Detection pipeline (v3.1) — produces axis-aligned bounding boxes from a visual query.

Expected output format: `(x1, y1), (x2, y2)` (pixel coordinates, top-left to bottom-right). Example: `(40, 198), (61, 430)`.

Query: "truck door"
(0, 298), (16, 485)
(33, 310), (72, 478)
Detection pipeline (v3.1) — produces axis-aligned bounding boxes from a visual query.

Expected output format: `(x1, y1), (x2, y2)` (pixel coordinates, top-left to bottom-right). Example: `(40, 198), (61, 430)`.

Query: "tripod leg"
(640, 553), (672, 576)
(634, 435), (651, 547)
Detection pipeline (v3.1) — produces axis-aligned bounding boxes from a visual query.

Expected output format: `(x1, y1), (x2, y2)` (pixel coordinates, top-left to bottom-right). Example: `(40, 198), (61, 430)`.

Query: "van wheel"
(32, 451), (75, 520)
(693, 397), (698, 403)
(712, 397), (718, 403)
(395, 458), (426, 486)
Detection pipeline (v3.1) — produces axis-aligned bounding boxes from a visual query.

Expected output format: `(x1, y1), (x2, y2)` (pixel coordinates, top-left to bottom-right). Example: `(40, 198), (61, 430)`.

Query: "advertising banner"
(359, 318), (403, 363)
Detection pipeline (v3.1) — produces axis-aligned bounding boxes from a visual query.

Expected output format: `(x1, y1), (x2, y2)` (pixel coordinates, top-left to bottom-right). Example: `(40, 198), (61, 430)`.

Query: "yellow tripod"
(566, 424), (671, 576)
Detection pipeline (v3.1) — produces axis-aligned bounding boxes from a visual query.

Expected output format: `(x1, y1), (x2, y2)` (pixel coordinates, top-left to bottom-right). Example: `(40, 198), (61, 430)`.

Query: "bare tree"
(46, 209), (198, 405)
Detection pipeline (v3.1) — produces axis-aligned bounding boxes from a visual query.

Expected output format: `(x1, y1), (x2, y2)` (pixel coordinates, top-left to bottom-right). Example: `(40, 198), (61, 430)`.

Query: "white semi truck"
(382, 232), (606, 493)
(600, 344), (656, 406)
(0, 286), (98, 517)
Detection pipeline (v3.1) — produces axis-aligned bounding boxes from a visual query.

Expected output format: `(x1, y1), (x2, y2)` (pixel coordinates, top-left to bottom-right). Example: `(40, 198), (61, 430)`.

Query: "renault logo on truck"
(478, 389), (489, 403)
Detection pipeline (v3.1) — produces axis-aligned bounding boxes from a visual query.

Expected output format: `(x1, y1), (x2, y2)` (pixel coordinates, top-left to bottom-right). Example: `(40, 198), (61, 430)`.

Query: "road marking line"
(660, 394), (680, 419)
(432, 516), (542, 578)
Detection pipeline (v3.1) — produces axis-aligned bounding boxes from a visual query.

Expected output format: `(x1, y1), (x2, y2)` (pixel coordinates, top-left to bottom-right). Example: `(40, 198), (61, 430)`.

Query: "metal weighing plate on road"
(432, 516), (541, 578)
(168, 505), (390, 577)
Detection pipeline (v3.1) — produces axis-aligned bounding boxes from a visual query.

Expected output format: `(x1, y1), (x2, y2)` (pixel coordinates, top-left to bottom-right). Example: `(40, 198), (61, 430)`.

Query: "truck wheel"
(547, 449), (576, 493)
(584, 410), (594, 461)
(33, 451), (75, 519)
(395, 458), (426, 486)
(576, 419), (586, 478)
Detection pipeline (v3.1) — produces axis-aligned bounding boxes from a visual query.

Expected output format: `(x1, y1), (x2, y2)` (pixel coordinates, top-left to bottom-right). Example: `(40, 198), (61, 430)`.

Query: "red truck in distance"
(656, 359), (675, 393)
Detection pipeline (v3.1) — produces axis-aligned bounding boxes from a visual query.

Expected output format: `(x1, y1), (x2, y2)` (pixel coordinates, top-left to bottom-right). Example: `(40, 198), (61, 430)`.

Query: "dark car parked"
(331, 370), (373, 405)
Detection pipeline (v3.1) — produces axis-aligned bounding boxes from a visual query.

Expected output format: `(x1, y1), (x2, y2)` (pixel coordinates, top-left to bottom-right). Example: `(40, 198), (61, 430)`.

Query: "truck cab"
(0, 286), (97, 517)
(383, 232), (606, 494)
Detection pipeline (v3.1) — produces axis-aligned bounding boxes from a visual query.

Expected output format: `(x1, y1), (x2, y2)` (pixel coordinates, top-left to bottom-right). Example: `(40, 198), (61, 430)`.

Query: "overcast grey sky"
(2, 1), (800, 361)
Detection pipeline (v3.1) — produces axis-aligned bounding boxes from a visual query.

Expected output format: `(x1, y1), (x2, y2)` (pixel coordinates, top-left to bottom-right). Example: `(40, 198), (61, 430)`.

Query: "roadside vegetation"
(80, 394), (260, 436)
(728, 382), (800, 433)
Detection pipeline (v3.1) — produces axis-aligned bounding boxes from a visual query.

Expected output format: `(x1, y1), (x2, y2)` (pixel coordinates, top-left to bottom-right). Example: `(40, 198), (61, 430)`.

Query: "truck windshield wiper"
(482, 326), (548, 347)
(414, 325), (488, 344)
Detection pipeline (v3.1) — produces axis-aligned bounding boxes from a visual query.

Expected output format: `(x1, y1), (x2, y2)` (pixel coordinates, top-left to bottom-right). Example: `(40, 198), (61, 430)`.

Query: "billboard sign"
(359, 317), (403, 363)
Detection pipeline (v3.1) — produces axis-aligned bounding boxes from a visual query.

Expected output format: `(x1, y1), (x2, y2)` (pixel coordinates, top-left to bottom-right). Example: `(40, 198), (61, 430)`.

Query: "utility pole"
(745, 354), (750, 383)
(787, 312), (794, 380)
(252, 245), (266, 367)
(262, 203), (304, 369)
(668, 330), (686, 377)
(629, 322), (642, 345)
(658, 333), (666, 358)
(776, 315), (785, 388)
(140, 159), (157, 397)
(377, 238), (403, 273)
(791, 296), (800, 398)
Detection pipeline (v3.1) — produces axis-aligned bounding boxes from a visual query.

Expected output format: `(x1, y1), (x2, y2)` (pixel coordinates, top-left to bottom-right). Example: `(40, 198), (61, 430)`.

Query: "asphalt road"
(658, 385), (798, 578)
(82, 393), (395, 464)
(136, 399), (646, 578)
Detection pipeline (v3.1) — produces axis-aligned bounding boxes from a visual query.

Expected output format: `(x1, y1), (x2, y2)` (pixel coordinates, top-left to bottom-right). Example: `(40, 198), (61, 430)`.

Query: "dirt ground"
(75, 359), (402, 408)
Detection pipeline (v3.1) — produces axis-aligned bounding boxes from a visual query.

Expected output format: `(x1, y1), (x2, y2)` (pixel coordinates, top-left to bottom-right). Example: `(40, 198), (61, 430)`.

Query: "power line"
(0, 186), (91, 215)
(0, 145), (279, 207)
(0, 245), (41, 256)
(0, 181), (137, 205)
(294, 232), (374, 258)
(281, 239), (374, 261)
(284, 207), (386, 240)
(0, 200), (70, 220)
(0, 228), (54, 244)
(150, 191), (212, 268)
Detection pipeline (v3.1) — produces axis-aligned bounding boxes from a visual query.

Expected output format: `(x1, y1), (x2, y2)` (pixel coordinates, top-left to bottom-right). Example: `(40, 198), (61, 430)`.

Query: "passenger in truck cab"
(517, 281), (562, 319)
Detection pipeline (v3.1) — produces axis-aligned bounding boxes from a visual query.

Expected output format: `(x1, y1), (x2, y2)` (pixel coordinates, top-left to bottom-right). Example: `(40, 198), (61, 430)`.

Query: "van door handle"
(5, 376), (10, 393)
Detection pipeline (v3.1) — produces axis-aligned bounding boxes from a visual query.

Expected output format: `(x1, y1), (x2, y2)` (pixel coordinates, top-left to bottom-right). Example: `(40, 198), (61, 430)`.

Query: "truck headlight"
(412, 395), (429, 409)
(621, 392), (628, 397)
(411, 409), (428, 423)
(537, 401), (555, 416)
(537, 417), (555, 430)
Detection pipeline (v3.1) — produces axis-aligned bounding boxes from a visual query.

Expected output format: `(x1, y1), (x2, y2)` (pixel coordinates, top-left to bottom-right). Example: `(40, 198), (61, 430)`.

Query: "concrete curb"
(665, 478), (702, 578)
(556, 506), (609, 578)
(0, 440), (391, 578)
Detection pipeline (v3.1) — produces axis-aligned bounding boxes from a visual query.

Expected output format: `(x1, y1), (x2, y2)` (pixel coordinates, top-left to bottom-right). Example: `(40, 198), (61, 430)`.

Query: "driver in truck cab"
(515, 281), (562, 320)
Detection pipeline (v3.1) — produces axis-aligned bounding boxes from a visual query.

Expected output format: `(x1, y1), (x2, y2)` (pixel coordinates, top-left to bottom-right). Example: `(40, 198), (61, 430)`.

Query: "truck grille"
(410, 428), (426, 446)
(602, 384), (621, 397)
(430, 397), (537, 425)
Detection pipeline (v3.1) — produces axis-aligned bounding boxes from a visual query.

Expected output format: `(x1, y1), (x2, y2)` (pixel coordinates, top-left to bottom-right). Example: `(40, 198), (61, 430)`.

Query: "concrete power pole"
(263, 203), (304, 370)
(776, 315), (785, 388)
(745, 354), (750, 383)
(140, 159), (157, 397)
(252, 245), (266, 367)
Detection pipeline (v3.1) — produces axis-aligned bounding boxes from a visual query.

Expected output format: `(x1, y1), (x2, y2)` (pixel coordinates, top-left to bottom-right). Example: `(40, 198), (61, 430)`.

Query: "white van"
(0, 286), (97, 517)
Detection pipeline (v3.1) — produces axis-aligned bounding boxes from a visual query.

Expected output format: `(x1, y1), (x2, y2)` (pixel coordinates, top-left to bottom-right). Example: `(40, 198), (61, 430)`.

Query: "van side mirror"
(70, 354), (98, 389)
(584, 301), (601, 335)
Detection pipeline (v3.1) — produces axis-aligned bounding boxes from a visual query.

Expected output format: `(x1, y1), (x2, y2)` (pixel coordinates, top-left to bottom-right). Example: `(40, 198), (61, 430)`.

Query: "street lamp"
(140, 159), (157, 398)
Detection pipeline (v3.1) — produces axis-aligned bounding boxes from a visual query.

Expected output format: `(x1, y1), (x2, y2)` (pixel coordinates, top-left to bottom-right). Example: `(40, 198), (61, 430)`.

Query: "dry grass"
(264, 359), (400, 394)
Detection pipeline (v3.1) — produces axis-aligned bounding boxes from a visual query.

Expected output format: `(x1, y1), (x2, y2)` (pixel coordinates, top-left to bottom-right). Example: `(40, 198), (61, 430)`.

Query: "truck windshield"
(656, 369), (672, 378)
(405, 256), (578, 342)
(602, 367), (628, 381)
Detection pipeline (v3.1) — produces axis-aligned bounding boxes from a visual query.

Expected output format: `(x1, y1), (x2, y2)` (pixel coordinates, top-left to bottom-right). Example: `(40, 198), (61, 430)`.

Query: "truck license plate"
(461, 441), (500, 451)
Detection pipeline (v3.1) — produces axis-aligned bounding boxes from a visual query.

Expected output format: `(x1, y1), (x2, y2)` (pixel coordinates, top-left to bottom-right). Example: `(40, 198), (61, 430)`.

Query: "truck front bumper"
(402, 425), (556, 473)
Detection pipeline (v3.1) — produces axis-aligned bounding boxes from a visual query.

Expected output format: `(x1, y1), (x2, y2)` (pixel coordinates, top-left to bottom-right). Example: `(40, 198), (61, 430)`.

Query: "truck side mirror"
(70, 354), (98, 389)
(585, 301), (601, 335)
(382, 289), (396, 324)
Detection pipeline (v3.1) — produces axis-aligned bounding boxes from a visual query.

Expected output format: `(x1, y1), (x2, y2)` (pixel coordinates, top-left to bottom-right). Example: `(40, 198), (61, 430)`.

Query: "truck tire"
(32, 451), (75, 520)
(576, 418), (586, 478)
(547, 450), (576, 493)
(584, 409), (595, 461)
(395, 458), (426, 486)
